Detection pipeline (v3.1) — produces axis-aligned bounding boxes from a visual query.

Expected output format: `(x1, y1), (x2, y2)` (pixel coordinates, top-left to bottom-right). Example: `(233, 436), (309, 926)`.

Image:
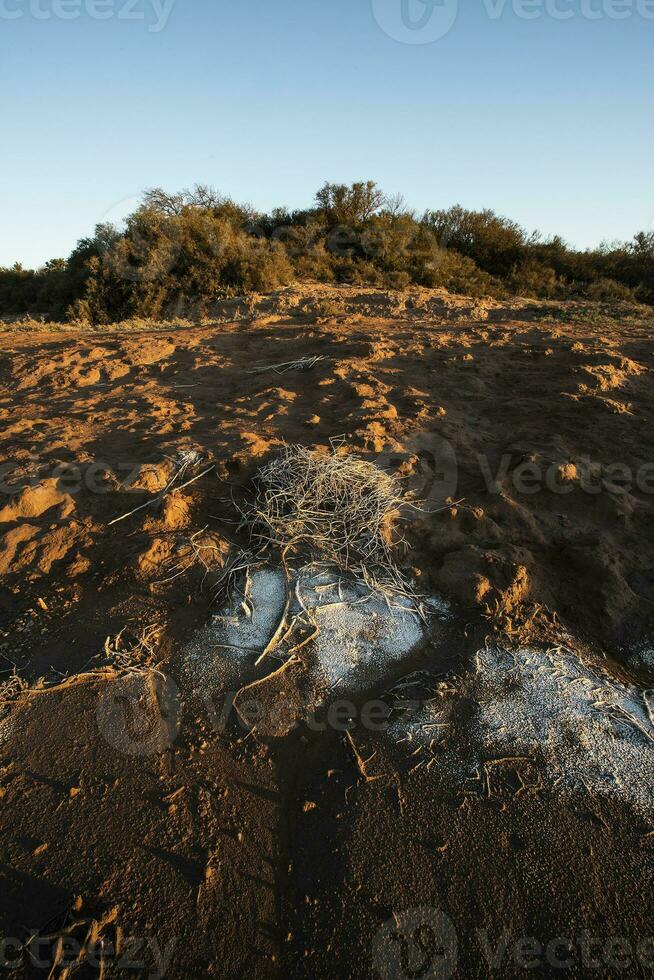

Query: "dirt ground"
(1, 284), (653, 978)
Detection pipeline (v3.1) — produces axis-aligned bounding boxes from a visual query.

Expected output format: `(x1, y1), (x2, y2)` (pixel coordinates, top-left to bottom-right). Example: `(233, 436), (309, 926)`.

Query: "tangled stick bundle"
(235, 445), (416, 600)
(0, 671), (28, 711)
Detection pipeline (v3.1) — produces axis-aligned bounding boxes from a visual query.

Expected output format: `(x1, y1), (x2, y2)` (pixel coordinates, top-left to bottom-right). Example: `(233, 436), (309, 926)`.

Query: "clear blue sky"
(1, 0), (652, 268)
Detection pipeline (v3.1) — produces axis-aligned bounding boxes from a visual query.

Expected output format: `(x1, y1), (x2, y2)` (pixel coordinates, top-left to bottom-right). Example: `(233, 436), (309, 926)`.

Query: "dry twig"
(108, 451), (213, 527)
(247, 355), (327, 375)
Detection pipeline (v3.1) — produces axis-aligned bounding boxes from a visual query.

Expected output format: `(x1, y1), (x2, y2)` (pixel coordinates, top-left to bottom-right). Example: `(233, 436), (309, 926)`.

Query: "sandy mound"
(0, 479), (76, 523)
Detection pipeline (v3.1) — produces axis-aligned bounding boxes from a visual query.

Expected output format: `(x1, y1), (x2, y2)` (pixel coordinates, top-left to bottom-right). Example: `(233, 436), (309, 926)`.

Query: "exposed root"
(0, 626), (165, 719)
(255, 578), (292, 667)
(345, 730), (385, 784)
(108, 450), (214, 527)
(247, 354), (327, 375)
(233, 655), (300, 729)
(22, 903), (120, 979)
(102, 624), (164, 673)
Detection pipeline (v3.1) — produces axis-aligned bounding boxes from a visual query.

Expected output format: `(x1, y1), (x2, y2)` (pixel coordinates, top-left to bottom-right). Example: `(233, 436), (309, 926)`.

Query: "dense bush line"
(1, 182), (652, 323)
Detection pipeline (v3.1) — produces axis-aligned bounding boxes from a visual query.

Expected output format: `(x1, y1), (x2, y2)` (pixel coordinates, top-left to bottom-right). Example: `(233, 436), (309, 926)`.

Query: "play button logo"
(373, 907), (458, 979)
(372, 0), (459, 44)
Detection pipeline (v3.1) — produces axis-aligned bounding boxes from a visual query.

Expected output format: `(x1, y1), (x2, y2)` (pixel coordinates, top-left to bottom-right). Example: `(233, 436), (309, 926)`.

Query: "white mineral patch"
(628, 643), (654, 671)
(181, 566), (438, 698)
(389, 645), (654, 818)
(181, 567), (287, 694)
(213, 567), (288, 655)
(298, 573), (425, 691)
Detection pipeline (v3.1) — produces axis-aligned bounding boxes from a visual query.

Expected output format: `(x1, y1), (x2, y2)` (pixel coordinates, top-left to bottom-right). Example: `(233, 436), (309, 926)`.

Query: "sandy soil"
(1, 285), (653, 978)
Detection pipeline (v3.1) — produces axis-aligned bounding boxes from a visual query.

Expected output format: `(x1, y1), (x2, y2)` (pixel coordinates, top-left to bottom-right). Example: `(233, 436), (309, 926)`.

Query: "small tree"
(315, 181), (386, 227)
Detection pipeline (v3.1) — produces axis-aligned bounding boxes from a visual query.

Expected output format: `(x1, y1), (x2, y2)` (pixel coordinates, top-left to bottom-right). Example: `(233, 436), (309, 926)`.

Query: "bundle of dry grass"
(0, 670), (28, 712)
(235, 444), (415, 601)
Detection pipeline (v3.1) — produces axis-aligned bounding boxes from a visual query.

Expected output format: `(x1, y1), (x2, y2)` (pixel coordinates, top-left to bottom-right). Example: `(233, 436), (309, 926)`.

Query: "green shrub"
(509, 258), (560, 299)
(1, 182), (651, 322)
(583, 278), (637, 303)
(423, 249), (505, 298)
(424, 205), (532, 277)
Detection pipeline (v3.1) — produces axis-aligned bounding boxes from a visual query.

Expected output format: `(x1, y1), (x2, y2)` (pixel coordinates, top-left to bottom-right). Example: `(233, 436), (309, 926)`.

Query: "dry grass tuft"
(0, 671), (29, 711)
(233, 444), (419, 604)
(102, 624), (164, 674)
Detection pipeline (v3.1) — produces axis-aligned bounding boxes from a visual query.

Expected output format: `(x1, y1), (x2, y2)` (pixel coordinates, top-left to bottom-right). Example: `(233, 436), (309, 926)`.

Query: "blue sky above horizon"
(1, 0), (652, 269)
